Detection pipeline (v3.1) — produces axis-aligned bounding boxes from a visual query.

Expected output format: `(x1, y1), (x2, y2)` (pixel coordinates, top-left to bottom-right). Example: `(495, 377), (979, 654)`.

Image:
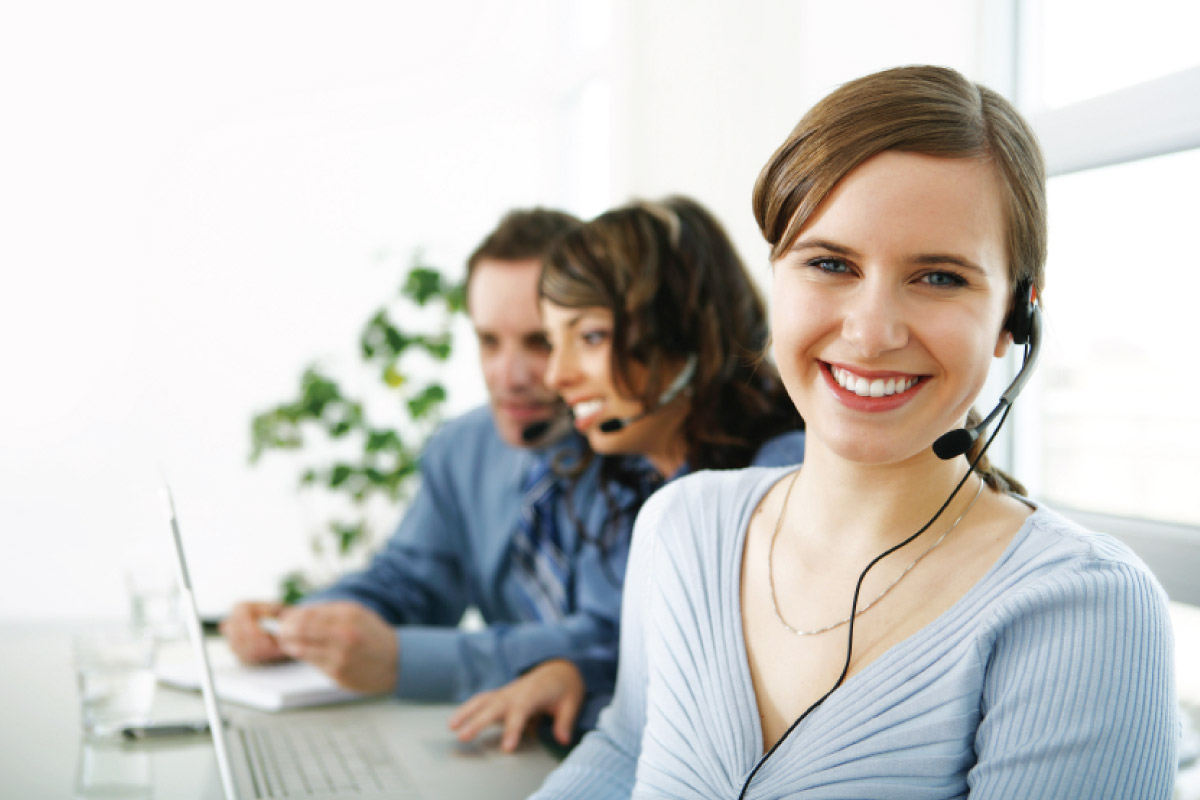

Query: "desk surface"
(0, 623), (559, 799)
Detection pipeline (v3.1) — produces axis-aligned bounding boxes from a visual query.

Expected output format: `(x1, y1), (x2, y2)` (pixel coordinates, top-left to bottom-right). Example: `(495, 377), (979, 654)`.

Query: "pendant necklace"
(767, 472), (986, 637)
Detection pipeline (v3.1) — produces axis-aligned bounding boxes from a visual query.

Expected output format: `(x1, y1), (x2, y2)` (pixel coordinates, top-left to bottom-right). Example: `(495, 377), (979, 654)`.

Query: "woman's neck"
(786, 441), (981, 559)
(644, 438), (687, 480)
(641, 403), (690, 479)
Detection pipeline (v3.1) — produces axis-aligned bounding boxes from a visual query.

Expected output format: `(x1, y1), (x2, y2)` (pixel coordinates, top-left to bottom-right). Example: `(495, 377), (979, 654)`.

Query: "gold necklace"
(767, 472), (985, 637)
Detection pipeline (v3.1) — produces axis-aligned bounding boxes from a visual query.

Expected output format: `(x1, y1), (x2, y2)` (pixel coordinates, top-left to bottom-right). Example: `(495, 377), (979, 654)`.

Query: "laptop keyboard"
(240, 721), (416, 798)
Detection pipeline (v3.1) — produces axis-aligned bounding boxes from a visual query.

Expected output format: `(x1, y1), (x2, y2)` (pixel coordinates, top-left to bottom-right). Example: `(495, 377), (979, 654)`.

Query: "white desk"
(0, 622), (559, 799)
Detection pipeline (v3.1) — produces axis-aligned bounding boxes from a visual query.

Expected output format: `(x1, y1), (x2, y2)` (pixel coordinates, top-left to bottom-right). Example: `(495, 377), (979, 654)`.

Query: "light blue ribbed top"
(531, 466), (1177, 799)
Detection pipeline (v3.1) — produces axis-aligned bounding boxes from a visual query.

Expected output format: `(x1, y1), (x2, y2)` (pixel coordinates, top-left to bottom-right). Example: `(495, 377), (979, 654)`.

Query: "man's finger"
(277, 607), (333, 644)
(279, 636), (336, 670)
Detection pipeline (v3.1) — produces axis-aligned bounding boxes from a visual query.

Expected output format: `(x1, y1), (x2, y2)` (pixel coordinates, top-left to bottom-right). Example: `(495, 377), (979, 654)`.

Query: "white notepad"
(156, 638), (369, 711)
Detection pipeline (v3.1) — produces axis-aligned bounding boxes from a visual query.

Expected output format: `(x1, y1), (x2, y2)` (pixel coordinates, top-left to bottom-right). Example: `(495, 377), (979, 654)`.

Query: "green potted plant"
(249, 255), (465, 602)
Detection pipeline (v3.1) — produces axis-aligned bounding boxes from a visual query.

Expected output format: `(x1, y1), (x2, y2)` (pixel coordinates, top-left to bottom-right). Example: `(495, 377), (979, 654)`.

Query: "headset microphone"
(521, 419), (553, 444)
(520, 402), (574, 445)
(933, 283), (1042, 460)
(597, 354), (698, 434)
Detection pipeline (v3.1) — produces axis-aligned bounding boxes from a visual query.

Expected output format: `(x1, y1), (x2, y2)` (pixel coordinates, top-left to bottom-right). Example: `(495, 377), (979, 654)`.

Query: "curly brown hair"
(540, 195), (803, 474)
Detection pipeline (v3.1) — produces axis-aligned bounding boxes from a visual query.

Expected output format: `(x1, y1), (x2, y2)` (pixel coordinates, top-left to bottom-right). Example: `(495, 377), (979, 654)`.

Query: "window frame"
(1010, 2), (1200, 603)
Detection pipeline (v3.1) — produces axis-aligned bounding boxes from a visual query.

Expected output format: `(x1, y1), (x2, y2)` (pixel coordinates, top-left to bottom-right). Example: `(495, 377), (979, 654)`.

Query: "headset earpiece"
(933, 278), (1042, 461)
(1005, 279), (1037, 346)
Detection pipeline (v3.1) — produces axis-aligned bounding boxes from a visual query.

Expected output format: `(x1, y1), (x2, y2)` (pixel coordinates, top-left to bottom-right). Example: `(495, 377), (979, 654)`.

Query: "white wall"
(1, 0), (597, 619)
(2, 0), (999, 621)
(609, 0), (999, 277)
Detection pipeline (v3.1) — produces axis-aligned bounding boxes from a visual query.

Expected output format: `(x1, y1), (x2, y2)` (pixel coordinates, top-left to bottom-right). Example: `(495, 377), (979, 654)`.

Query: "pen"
(120, 720), (218, 740)
(258, 617), (281, 636)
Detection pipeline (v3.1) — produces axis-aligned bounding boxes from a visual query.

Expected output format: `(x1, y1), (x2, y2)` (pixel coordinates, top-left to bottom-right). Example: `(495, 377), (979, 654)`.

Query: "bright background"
(2, 0), (1196, 620)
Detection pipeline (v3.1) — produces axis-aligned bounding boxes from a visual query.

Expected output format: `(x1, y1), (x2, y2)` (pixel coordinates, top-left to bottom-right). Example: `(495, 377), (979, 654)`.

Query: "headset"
(933, 280), (1042, 460)
(737, 279), (1042, 799)
(598, 353), (698, 433)
(520, 405), (572, 446)
(520, 353), (699, 444)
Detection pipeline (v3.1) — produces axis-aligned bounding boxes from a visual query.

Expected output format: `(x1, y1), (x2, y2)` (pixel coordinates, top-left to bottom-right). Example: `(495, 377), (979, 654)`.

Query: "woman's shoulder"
(656, 464), (794, 507)
(984, 502), (1170, 621)
(635, 466), (796, 552)
(1019, 504), (1159, 575)
(751, 429), (806, 468)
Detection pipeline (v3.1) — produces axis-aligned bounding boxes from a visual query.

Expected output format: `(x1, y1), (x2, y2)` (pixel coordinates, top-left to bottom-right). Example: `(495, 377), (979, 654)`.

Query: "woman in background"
(450, 195), (806, 750)
(527, 66), (1176, 799)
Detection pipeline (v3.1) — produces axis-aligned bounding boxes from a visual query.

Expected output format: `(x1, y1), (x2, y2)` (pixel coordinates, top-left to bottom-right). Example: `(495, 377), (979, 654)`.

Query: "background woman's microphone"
(598, 354), (697, 433)
(523, 354), (698, 442)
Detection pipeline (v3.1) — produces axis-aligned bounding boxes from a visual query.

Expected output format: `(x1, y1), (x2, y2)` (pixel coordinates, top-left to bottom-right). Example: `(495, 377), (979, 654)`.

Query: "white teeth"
(572, 400), (603, 419)
(832, 367), (917, 398)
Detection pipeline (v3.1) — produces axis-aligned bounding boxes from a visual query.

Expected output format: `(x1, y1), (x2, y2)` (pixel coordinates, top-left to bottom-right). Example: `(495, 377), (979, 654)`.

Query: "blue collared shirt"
(313, 405), (806, 733)
(312, 406), (615, 704)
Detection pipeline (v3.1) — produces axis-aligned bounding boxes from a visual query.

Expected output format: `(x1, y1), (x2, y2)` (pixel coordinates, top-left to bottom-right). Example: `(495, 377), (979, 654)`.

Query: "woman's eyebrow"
(565, 311), (614, 328)
(788, 237), (858, 256)
(911, 253), (986, 273)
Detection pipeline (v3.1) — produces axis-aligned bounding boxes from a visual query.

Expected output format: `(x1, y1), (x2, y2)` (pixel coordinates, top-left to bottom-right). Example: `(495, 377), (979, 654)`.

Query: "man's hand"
(274, 602), (399, 694)
(221, 601), (288, 664)
(448, 659), (585, 752)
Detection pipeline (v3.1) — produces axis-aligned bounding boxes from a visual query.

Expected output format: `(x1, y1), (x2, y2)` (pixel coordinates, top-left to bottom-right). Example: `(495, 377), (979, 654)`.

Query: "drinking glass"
(72, 628), (157, 737)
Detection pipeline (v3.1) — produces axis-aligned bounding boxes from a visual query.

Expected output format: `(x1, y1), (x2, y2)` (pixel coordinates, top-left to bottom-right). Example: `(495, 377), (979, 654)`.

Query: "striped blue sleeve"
(528, 487), (679, 798)
(969, 554), (1177, 798)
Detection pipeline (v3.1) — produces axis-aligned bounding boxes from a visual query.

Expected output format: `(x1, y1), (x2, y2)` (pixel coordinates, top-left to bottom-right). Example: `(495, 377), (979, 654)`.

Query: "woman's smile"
(771, 151), (1012, 465)
(567, 398), (605, 430)
(827, 363), (923, 398)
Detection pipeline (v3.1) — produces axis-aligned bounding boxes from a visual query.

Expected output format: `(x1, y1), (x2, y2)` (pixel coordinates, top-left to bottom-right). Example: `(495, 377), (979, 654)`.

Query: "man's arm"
(307, 425), (472, 628)
(223, 413), (480, 683)
(308, 418), (627, 705)
(225, 455), (470, 691)
(221, 468), (466, 683)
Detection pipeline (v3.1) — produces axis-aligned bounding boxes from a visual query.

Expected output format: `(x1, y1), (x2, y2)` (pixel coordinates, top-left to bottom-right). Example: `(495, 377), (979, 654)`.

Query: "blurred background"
(2, 0), (1198, 621)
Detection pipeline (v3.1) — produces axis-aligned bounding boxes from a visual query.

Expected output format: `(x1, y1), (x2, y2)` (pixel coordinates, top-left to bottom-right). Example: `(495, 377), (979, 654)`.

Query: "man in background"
(223, 208), (616, 738)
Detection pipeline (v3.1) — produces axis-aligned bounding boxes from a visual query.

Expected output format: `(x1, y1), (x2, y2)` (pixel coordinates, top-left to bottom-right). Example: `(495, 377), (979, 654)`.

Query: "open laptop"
(161, 484), (559, 800)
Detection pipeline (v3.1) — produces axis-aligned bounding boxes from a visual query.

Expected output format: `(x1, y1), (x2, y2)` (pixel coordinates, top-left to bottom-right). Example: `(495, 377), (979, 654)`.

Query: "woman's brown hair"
(752, 65), (1047, 493)
(541, 195), (803, 475)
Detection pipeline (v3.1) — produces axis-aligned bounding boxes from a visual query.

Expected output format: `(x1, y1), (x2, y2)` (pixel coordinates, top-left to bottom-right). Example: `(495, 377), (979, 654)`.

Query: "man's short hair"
(465, 208), (581, 296)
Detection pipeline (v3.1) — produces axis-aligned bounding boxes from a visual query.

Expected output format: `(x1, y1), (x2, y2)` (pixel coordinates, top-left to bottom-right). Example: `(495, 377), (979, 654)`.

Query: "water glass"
(126, 568), (182, 643)
(72, 629), (157, 737)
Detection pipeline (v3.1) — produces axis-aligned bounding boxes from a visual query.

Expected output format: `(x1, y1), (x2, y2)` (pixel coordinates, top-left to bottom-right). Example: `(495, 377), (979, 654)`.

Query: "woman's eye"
(921, 270), (968, 288)
(581, 330), (610, 346)
(807, 257), (850, 274)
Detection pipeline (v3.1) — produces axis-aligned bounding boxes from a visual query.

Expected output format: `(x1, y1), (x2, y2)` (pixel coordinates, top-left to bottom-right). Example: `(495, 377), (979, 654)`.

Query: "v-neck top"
(530, 466), (1177, 799)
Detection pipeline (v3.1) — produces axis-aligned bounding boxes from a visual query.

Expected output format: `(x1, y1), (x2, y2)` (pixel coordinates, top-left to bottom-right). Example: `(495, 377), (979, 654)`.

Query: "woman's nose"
(544, 344), (576, 391)
(840, 284), (909, 357)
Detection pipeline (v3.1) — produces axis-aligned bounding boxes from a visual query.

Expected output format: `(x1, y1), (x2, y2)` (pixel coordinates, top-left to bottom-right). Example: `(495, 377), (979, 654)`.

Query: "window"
(1021, 0), (1200, 110)
(1038, 147), (1200, 527)
(1013, 0), (1200, 604)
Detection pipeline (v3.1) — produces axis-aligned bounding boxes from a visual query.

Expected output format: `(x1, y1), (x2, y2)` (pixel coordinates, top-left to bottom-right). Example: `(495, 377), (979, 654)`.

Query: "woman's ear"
(994, 327), (1012, 358)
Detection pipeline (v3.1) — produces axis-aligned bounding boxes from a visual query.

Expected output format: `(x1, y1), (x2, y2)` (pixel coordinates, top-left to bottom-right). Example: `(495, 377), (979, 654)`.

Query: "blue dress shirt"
(312, 405), (806, 733)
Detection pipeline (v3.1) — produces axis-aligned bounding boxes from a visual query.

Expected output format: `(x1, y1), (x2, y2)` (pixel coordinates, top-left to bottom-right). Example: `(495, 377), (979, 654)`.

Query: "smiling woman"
(447, 196), (807, 752)
(770, 152), (1013, 469)
(539, 196), (805, 480)
(529, 65), (1177, 800)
